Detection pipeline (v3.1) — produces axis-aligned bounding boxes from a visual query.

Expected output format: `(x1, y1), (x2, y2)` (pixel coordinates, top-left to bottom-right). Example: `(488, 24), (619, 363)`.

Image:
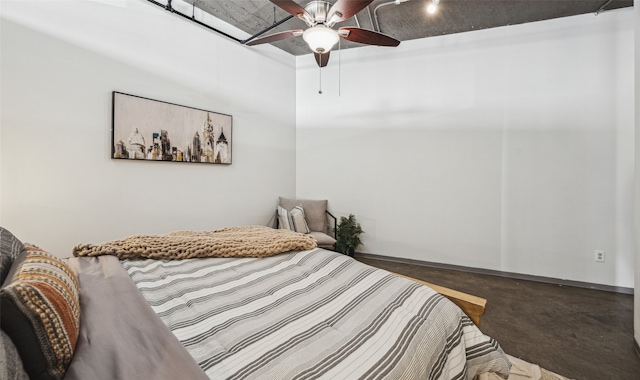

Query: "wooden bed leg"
(390, 272), (487, 328)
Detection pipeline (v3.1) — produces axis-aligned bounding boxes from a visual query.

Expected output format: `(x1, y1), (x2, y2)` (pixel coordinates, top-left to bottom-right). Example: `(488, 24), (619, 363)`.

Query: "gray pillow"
(0, 228), (26, 285)
(278, 197), (327, 233)
(0, 329), (29, 380)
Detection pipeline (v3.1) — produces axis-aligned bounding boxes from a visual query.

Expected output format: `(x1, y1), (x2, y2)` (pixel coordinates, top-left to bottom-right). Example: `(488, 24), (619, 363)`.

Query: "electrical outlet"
(595, 250), (605, 263)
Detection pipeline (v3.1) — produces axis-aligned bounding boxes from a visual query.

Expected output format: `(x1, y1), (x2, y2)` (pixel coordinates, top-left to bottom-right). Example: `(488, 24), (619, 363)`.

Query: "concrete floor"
(356, 256), (640, 380)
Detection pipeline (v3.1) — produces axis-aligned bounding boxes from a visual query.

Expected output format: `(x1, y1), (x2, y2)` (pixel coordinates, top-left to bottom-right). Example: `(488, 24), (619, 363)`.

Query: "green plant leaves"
(334, 214), (363, 256)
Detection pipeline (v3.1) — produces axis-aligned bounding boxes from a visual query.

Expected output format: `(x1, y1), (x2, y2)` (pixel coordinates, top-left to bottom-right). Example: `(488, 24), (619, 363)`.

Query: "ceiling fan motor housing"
(302, 1), (341, 27)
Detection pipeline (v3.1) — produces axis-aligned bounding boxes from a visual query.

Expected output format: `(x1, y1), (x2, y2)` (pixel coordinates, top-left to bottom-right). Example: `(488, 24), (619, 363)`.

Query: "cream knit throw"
(72, 226), (318, 259)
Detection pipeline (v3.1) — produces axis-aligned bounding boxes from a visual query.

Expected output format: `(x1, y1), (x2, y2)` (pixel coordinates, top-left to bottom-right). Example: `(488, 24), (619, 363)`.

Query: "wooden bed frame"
(391, 272), (487, 327)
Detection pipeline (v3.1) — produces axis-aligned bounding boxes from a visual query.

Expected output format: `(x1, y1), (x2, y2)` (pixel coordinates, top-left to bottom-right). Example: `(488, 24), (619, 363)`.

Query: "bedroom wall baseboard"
(354, 252), (634, 295)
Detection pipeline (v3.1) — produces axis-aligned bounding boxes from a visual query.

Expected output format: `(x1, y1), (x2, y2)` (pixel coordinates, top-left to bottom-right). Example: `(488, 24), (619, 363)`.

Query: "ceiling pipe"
(373, 0), (411, 33)
(146, 0), (243, 42)
(373, 1), (394, 32)
(144, 0), (293, 45)
(353, 14), (361, 28)
(594, 0), (613, 15)
(366, 6), (375, 31)
(242, 15), (294, 44)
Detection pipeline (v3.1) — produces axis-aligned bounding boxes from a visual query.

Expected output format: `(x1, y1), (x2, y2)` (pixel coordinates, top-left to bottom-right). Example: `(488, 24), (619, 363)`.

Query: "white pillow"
(278, 205), (310, 234)
(288, 206), (310, 234)
(277, 206), (291, 230)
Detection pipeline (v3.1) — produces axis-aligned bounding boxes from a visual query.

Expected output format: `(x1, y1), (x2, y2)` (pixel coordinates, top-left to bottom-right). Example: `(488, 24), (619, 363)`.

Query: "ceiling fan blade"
(270, 0), (309, 18)
(245, 30), (303, 46)
(338, 27), (400, 47)
(328, 0), (373, 22)
(314, 52), (330, 67)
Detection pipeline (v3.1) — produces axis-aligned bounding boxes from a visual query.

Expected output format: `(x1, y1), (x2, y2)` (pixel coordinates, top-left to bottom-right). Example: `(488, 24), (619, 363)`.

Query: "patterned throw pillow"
(0, 245), (80, 380)
(278, 197), (327, 233)
(288, 206), (311, 234)
(277, 206), (292, 231)
(0, 227), (26, 285)
(277, 205), (310, 234)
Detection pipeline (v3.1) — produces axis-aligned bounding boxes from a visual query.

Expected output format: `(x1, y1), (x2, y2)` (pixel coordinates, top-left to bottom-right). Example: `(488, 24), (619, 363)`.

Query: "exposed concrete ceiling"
(182, 0), (633, 56)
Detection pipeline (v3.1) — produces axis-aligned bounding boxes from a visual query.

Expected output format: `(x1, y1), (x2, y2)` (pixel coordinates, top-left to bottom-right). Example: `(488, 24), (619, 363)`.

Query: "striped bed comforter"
(122, 248), (510, 380)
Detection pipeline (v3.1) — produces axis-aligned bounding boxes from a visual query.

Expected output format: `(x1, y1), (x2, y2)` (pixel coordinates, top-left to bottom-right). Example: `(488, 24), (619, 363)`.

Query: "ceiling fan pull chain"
(318, 65), (323, 95)
(338, 39), (341, 97)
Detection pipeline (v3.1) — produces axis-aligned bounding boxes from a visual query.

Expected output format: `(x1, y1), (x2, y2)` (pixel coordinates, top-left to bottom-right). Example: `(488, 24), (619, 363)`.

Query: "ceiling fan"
(245, 0), (401, 67)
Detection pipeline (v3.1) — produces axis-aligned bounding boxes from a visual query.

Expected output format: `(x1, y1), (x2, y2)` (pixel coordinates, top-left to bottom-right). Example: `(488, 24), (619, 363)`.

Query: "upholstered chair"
(276, 197), (337, 250)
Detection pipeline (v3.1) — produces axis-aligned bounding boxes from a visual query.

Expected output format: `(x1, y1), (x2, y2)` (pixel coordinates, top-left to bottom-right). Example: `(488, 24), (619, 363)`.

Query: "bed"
(0, 226), (510, 380)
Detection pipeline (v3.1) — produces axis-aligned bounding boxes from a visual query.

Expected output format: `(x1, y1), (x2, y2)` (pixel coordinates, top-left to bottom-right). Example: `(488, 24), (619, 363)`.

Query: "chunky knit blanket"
(72, 226), (317, 259)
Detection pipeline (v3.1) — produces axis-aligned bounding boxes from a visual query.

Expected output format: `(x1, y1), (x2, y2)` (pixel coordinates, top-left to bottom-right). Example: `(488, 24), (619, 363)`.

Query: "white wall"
(634, 0), (639, 352)
(296, 9), (635, 288)
(0, 0), (296, 258)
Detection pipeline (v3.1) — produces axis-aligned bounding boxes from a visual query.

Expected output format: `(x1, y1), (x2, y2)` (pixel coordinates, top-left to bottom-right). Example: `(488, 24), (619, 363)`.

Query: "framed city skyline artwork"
(112, 92), (232, 165)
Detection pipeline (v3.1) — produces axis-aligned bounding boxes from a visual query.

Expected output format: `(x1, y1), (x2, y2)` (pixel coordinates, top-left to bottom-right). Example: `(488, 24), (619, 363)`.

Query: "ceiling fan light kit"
(303, 25), (340, 54)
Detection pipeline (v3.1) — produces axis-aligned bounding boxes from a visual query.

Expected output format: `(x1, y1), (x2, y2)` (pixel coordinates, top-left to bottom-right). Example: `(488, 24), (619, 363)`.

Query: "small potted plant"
(334, 214), (364, 257)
